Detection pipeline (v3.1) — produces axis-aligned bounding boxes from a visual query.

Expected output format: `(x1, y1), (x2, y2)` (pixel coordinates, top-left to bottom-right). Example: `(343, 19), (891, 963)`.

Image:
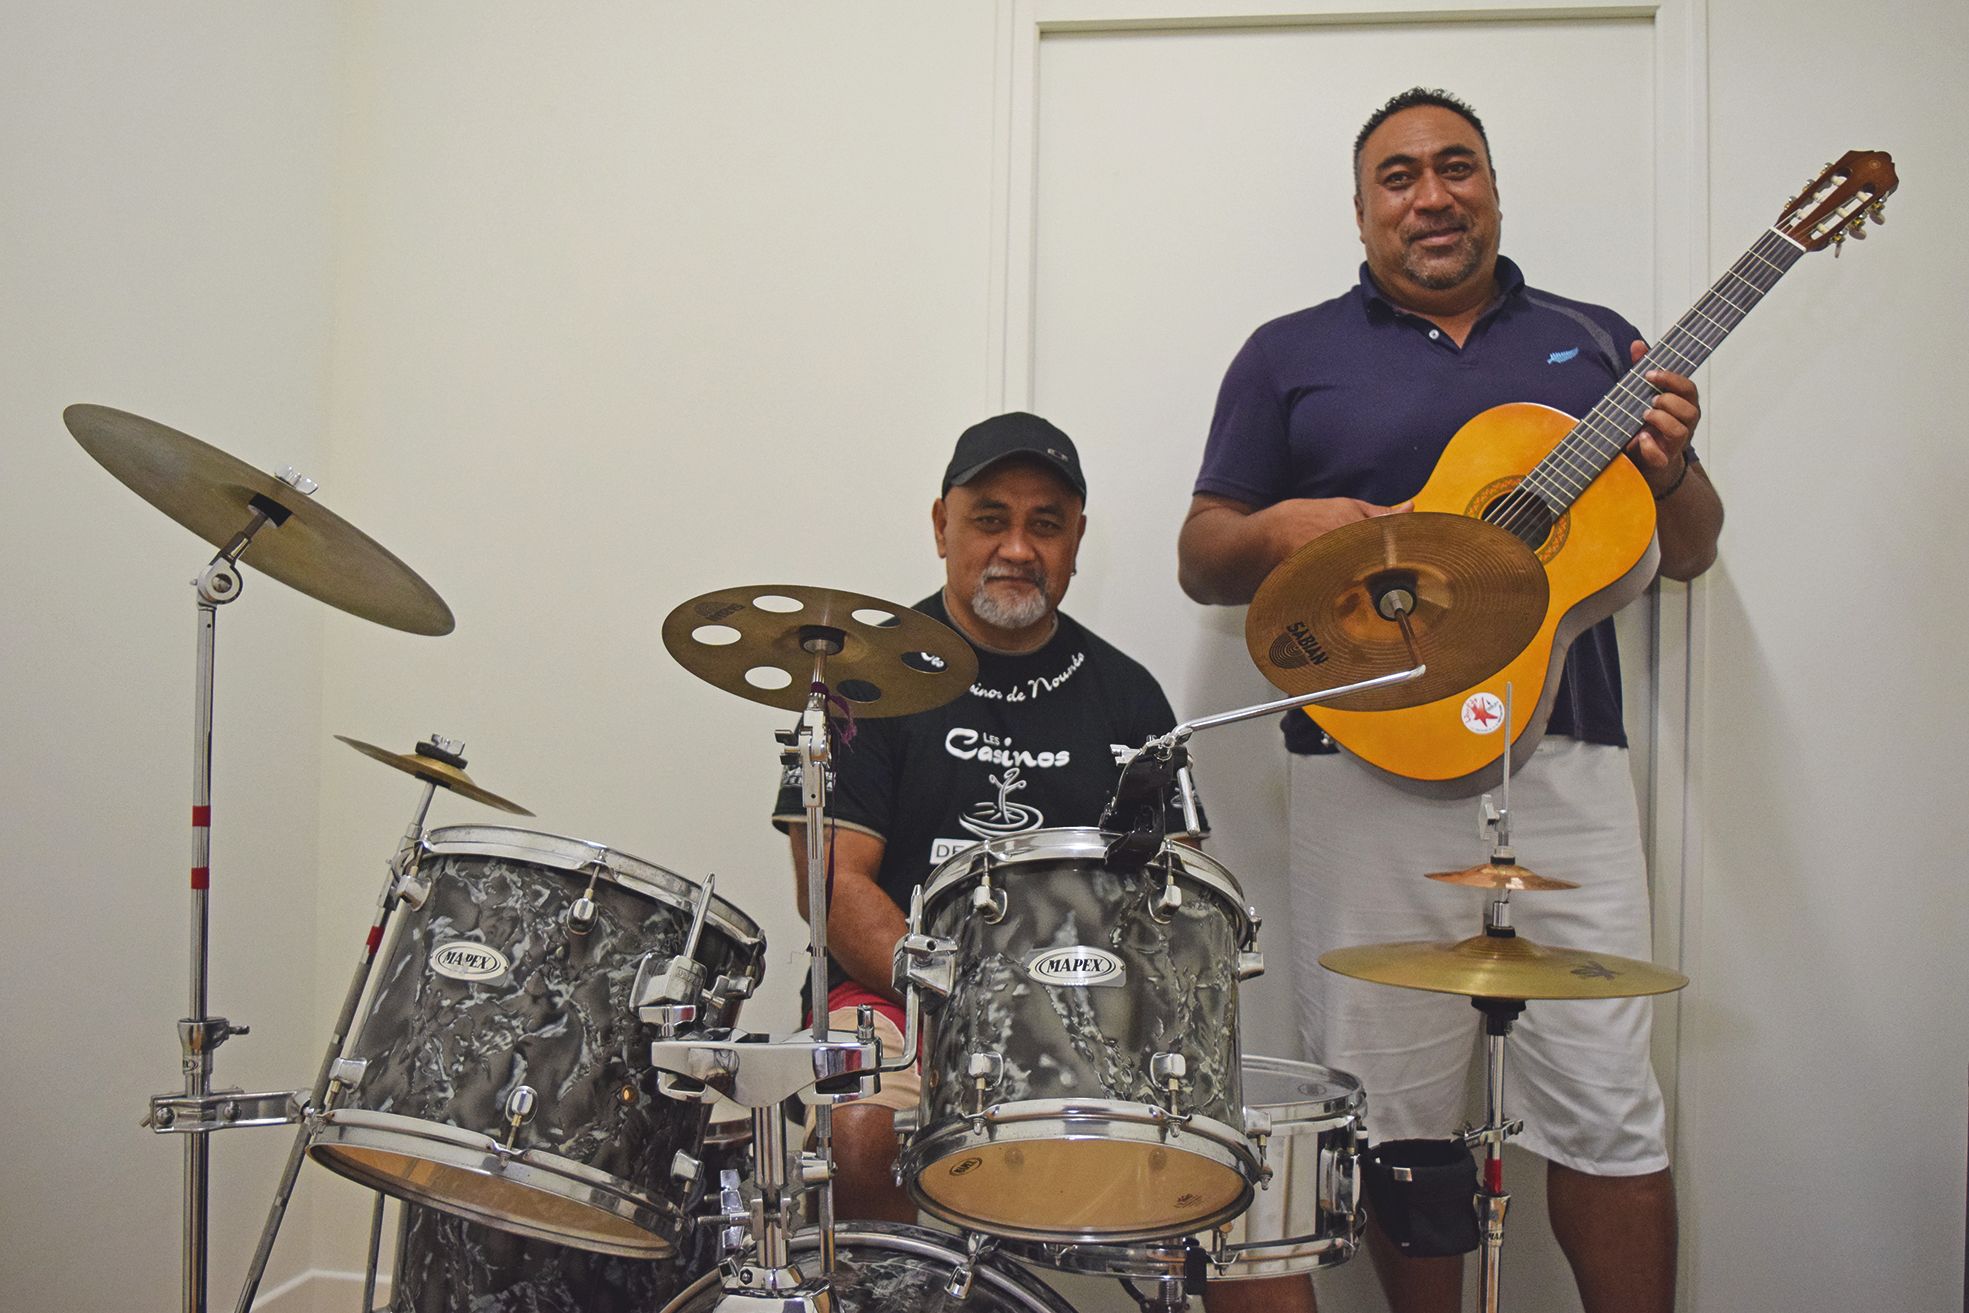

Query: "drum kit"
(69, 403), (1687, 1313)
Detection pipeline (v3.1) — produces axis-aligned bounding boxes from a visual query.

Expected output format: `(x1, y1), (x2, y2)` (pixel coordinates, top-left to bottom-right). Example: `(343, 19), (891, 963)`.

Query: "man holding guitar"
(1178, 89), (1723, 1313)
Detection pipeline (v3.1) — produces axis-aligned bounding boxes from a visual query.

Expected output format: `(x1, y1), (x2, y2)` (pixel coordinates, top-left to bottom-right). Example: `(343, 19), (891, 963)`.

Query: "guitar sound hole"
(1480, 488), (1556, 550)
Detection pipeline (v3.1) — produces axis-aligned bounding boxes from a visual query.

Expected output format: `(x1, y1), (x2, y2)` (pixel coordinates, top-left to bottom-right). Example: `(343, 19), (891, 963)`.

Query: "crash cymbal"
(336, 736), (533, 815)
(65, 404), (454, 635)
(1245, 512), (1547, 711)
(1320, 932), (1686, 1000)
(662, 585), (978, 717)
(1426, 862), (1579, 892)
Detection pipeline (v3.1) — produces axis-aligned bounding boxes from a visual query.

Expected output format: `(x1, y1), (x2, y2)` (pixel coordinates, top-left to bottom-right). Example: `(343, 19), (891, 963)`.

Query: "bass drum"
(661, 1224), (1074, 1313)
(309, 826), (765, 1258)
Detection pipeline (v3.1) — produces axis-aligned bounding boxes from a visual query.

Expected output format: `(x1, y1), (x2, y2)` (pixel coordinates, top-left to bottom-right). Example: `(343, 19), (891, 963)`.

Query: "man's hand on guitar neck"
(1623, 338), (1725, 581)
(1177, 492), (1411, 606)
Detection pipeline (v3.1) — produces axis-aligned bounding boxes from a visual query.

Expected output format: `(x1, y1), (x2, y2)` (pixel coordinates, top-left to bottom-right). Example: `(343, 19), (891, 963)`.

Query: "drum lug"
(946, 1230), (997, 1300)
(671, 1149), (704, 1188)
(969, 873), (1007, 923)
(391, 866), (430, 911)
(967, 1050), (1003, 1119)
(1235, 949), (1266, 981)
(1243, 1108), (1275, 1185)
(565, 893), (599, 936)
(1150, 868), (1183, 922)
(500, 1084), (538, 1149)
(1151, 1051), (1190, 1128)
(328, 1057), (369, 1093)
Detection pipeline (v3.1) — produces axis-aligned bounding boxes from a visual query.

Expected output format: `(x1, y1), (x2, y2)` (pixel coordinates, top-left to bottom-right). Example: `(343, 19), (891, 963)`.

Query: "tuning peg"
(1847, 219), (1868, 240)
(1869, 201), (1887, 224)
(1832, 230), (1846, 258)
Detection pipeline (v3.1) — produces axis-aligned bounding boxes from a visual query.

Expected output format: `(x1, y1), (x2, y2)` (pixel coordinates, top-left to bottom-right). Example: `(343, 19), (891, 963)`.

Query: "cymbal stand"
(232, 752), (452, 1313)
(1461, 685), (1524, 1313)
(650, 639), (916, 1312)
(138, 472), (323, 1313)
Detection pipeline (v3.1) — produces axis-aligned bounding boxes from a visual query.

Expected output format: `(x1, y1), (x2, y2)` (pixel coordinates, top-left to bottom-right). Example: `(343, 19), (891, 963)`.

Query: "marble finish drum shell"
(901, 829), (1258, 1243)
(1004, 1056), (1366, 1282)
(660, 1223), (1075, 1313)
(308, 826), (764, 1258)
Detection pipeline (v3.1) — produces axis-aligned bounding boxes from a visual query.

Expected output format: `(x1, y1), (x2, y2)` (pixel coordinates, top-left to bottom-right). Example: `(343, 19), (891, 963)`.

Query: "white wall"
(1683, 1), (1969, 1308)
(0, 3), (343, 1310)
(3, 3), (1963, 1310)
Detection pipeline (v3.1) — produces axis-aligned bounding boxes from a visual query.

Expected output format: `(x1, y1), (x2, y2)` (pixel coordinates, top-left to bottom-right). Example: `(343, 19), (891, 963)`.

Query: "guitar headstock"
(1778, 150), (1899, 254)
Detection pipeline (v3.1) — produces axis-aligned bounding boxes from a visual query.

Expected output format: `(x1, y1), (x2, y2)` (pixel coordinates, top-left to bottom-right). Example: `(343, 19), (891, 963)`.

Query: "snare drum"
(308, 826), (765, 1258)
(1004, 1055), (1366, 1282)
(899, 828), (1260, 1243)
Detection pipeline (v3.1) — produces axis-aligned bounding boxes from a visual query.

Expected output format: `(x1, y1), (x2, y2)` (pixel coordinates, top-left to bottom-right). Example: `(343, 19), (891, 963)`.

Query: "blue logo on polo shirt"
(1546, 347), (1580, 364)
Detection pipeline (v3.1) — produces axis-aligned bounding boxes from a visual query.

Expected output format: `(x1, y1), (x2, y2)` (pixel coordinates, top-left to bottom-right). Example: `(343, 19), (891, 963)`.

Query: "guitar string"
(1483, 230), (1799, 541)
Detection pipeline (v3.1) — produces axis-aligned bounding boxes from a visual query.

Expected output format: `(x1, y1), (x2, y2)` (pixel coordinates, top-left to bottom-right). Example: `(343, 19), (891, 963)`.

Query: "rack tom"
(308, 826), (765, 1257)
(898, 828), (1261, 1243)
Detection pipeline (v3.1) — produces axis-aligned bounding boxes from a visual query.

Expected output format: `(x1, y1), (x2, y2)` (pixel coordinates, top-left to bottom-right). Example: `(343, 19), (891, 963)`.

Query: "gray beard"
(971, 573), (1051, 630)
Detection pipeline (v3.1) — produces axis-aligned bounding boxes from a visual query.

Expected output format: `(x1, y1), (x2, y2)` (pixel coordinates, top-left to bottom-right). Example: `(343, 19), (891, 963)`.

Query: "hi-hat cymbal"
(1320, 933), (1687, 1000)
(1426, 862), (1579, 892)
(1245, 512), (1547, 711)
(65, 404), (454, 635)
(336, 736), (533, 815)
(662, 585), (978, 717)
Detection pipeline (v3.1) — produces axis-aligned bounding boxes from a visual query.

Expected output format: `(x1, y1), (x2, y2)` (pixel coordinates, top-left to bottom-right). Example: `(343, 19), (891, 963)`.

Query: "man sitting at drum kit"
(771, 412), (1310, 1313)
(771, 412), (1172, 1200)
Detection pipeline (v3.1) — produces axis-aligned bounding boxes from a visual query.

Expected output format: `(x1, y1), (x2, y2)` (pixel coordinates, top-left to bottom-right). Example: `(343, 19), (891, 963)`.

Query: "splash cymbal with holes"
(335, 736), (534, 815)
(1245, 512), (1548, 711)
(1320, 933), (1686, 1000)
(661, 585), (978, 717)
(1426, 862), (1579, 892)
(64, 404), (454, 635)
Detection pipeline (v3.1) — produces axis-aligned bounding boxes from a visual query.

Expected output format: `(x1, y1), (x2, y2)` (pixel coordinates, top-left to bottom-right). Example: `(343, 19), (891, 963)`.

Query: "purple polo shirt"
(1197, 257), (1659, 755)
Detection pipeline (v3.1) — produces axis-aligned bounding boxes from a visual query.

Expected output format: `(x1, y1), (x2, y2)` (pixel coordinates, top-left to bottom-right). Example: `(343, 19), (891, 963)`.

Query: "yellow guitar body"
(1305, 402), (1659, 797)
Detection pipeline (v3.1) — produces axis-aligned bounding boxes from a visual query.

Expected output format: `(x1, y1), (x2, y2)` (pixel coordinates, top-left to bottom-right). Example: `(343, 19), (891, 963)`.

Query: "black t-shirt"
(772, 591), (1179, 999)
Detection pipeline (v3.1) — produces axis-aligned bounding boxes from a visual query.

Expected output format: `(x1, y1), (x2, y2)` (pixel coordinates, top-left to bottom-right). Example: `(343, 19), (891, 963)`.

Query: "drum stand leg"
(360, 1192), (387, 1312)
(232, 781), (437, 1313)
(1467, 994), (1526, 1313)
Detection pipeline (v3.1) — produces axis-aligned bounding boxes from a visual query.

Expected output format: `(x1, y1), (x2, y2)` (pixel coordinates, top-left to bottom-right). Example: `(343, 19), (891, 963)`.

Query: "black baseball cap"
(941, 412), (1087, 501)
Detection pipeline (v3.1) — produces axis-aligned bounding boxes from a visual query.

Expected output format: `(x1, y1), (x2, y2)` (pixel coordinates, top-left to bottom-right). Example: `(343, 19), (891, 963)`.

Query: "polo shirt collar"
(1357, 255), (1526, 320)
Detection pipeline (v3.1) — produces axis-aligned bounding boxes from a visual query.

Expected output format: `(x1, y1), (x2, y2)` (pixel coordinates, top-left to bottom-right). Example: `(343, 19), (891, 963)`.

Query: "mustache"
(1405, 221), (1469, 242)
(983, 564), (1046, 586)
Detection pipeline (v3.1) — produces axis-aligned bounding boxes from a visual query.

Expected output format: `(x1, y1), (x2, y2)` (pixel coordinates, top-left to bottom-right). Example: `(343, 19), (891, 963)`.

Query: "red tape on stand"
(190, 866), (210, 890)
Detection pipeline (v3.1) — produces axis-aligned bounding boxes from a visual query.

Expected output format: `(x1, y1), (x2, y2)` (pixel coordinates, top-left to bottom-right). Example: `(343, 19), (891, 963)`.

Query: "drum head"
(308, 1114), (672, 1258)
(913, 1133), (1248, 1243)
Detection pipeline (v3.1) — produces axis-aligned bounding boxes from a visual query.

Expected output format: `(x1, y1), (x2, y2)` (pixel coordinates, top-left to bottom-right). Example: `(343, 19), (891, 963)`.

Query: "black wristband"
(1653, 456), (1690, 502)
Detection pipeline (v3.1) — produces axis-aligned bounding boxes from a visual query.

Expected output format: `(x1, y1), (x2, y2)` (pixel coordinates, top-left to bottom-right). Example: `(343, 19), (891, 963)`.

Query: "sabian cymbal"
(65, 404), (454, 635)
(1245, 512), (1547, 711)
(1426, 862), (1579, 892)
(336, 736), (533, 815)
(1320, 933), (1687, 1000)
(662, 585), (978, 717)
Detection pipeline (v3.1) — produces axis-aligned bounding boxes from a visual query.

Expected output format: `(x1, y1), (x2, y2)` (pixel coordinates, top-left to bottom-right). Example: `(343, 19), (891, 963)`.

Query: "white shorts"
(1287, 738), (1669, 1176)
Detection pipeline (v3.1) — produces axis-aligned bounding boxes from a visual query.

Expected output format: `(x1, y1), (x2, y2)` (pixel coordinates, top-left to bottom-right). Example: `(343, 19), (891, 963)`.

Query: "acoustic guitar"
(1301, 149), (1899, 796)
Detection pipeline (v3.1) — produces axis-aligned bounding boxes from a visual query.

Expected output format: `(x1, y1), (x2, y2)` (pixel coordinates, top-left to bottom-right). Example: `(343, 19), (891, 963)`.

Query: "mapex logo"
(1026, 946), (1125, 988)
(429, 941), (511, 982)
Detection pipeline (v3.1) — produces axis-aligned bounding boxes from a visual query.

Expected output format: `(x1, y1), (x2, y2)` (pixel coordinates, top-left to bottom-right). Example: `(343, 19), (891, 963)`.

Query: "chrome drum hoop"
(659, 1222), (1075, 1313)
(308, 1111), (669, 1258)
(918, 827), (1252, 933)
(901, 1101), (1256, 1245)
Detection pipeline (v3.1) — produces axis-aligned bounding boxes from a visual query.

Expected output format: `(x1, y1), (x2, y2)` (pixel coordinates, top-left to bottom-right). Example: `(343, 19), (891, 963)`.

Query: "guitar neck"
(1519, 228), (1807, 517)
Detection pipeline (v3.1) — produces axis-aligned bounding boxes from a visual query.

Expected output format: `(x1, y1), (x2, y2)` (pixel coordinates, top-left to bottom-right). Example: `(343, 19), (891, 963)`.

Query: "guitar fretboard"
(1488, 228), (1806, 538)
